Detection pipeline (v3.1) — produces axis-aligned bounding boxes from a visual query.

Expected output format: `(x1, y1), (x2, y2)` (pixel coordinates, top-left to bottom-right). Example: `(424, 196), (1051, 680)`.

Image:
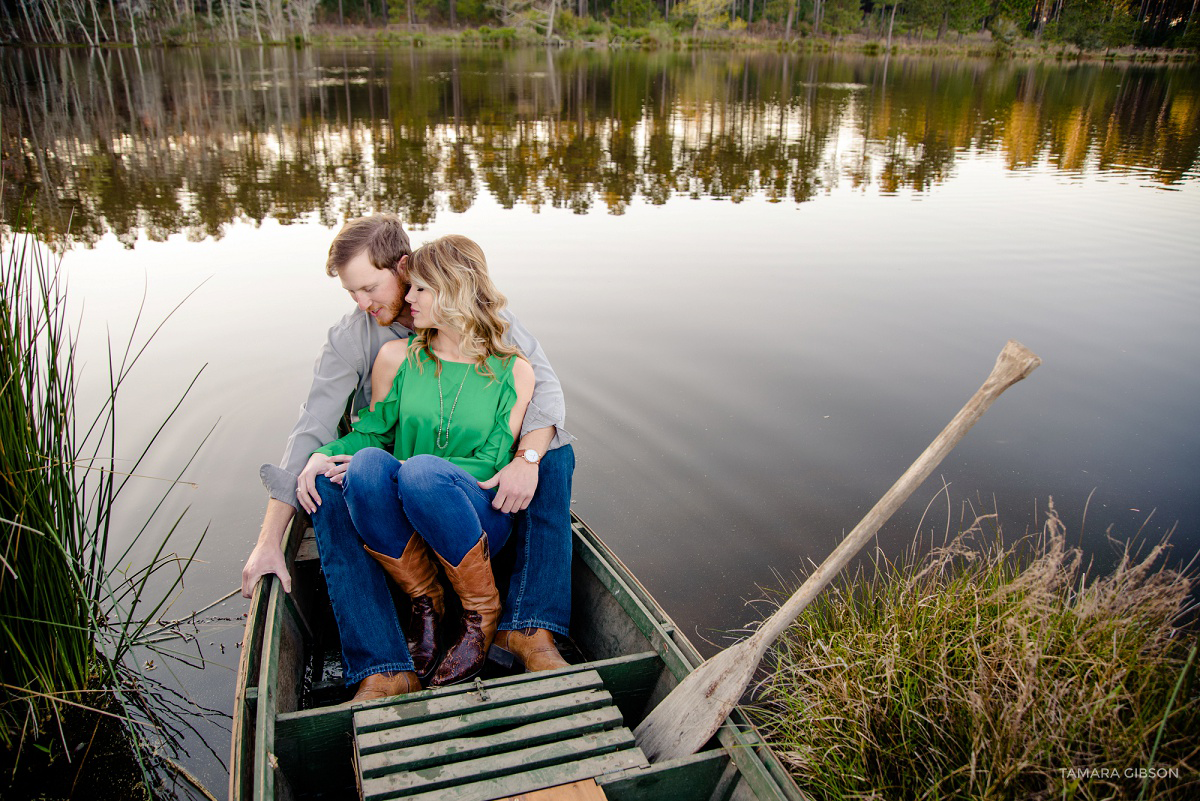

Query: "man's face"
(338, 250), (406, 326)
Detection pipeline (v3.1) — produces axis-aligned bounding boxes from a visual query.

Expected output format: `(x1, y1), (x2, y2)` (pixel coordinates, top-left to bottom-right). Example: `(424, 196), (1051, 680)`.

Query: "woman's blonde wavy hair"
(406, 235), (521, 380)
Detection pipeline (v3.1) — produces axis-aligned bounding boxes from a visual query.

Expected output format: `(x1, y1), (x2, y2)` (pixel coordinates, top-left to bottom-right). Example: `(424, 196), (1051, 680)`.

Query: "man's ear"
(397, 254), (409, 274)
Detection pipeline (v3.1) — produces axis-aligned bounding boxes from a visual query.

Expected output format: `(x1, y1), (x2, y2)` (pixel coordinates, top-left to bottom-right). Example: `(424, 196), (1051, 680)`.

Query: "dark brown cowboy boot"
(364, 537), (444, 682)
(429, 534), (501, 686)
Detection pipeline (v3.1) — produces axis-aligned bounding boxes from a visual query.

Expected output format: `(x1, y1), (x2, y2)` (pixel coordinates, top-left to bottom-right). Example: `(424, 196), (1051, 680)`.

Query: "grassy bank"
(0, 210), (208, 796)
(753, 501), (1198, 800)
(299, 22), (1199, 62)
(6, 18), (1195, 63)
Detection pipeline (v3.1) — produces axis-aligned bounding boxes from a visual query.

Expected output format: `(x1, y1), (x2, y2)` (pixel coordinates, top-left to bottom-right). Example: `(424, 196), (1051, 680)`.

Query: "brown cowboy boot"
(351, 670), (421, 703)
(429, 534), (501, 686)
(364, 537), (445, 682)
(490, 628), (569, 672)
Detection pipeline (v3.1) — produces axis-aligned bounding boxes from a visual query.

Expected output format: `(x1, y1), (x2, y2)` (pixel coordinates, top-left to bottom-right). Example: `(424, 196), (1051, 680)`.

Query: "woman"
(305, 234), (535, 688)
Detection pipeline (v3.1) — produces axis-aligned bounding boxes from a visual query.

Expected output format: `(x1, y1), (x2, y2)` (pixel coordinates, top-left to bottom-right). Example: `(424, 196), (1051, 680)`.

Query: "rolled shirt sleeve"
(260, 311), (403, 508)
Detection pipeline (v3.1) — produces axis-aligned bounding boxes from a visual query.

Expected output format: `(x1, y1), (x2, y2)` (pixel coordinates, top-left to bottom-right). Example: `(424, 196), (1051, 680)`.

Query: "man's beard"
(373, 297), (405, 327)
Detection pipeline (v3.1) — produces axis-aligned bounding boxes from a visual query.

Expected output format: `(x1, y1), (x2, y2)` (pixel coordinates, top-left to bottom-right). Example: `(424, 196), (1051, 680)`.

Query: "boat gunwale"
(230, 513), (307, 801)
(570, 515), (809, 801)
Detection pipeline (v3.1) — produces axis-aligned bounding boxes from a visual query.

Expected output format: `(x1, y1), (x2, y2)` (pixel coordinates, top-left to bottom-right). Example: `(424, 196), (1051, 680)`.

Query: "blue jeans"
(309, 444), (575, 681)
(343, 450), (514, 565)
(309, 475), (414, 683)
(500, 445), (574, 637)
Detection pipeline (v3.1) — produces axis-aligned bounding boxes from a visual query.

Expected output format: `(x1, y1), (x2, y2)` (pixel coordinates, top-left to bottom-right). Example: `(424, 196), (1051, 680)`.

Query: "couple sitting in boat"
(240, 215), (575, 701)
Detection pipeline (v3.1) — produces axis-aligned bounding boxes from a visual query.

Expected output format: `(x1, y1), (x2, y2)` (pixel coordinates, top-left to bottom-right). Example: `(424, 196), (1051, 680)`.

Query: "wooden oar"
(633, 339), (1042, 763)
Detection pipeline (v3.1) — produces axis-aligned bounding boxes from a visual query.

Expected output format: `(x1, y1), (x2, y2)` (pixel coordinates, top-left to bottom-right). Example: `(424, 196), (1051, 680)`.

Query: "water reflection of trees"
(2, 48), (1197, 247)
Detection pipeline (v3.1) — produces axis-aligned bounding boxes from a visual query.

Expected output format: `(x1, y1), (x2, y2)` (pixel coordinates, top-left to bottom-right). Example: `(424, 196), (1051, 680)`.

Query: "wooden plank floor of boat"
(352, 669), (648, 801)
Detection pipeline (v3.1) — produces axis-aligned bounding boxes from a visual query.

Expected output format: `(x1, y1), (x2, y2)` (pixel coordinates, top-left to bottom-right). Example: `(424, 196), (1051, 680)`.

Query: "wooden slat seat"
(353, 670), (648, 801)
(296, 527), (320, 564)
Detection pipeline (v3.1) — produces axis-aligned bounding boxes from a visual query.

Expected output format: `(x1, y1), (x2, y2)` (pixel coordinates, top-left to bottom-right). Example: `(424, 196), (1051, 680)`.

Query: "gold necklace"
(436, 363), (471, 450)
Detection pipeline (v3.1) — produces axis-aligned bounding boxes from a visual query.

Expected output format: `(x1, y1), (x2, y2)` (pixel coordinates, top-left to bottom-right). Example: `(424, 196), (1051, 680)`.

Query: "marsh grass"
(753, 501), (1199, 800)
(1, 209), (210, 793)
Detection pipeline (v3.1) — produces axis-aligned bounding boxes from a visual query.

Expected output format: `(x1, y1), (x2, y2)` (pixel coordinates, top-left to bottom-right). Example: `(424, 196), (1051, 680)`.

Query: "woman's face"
(404, 279), (437, 329)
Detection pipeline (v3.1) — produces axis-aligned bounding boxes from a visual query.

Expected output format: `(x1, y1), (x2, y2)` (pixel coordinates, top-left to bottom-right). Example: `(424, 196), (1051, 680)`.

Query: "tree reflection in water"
(2, 47), (1197, 247)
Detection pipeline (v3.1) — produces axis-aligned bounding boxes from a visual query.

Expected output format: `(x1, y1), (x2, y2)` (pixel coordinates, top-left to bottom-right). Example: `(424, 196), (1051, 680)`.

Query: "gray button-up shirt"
(260, 307), (573, 509)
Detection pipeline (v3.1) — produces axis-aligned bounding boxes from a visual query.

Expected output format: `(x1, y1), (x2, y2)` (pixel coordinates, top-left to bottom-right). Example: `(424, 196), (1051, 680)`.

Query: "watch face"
(523, 450), (539, 463)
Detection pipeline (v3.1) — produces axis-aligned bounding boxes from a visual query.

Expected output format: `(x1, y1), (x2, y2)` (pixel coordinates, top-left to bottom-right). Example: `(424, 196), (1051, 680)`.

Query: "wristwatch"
(516, 448), (541, 465)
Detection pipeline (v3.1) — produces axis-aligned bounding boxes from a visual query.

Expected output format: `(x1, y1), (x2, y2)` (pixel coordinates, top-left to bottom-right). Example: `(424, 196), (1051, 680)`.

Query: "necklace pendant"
(435, 364), (471, 452)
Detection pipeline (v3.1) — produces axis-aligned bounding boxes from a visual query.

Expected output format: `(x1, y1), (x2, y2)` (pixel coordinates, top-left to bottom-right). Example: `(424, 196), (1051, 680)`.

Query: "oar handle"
(755, 340), (1041, 647)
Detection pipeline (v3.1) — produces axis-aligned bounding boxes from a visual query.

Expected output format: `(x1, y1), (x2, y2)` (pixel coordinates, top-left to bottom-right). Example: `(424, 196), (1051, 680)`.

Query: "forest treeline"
(1, 0), (1197, 51)
(4, 47), (1197, 247)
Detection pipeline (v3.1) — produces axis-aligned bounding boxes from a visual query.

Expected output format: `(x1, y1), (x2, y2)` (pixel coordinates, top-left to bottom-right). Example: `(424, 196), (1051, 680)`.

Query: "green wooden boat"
(230, 513), (808, 801)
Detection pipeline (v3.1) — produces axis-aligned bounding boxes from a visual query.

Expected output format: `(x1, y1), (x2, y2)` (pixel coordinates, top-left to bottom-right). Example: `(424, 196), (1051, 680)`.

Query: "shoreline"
(2, 25), (1195, 64)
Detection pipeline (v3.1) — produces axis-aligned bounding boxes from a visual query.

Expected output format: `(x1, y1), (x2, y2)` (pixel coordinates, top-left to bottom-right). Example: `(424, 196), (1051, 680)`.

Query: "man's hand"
(479, 458), (539, 514)
(241, 540), (292, 598)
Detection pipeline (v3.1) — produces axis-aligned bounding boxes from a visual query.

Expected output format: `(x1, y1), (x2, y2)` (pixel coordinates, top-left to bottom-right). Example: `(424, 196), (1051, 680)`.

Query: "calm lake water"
(4, 46), (1199, 793)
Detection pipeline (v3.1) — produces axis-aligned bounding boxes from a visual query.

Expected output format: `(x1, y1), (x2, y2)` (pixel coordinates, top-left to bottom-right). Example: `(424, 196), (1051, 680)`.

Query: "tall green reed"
(1, 212), (208, 772)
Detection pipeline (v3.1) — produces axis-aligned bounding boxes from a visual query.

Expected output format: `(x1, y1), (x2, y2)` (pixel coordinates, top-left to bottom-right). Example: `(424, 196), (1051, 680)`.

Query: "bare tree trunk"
(79, 7), (96, 46)
(0, 1), (12, 39)
(17, 0), (39, 42)
(747, 0), (753, 25)
(785, 0), (796, 37)
(251, 0), (264, 42)
(87, 0), (102, 45)
(1186, 0), (1199, 39)
(814, 0), (823, 35)
(42, 0), (67, 43)
(887, 2), (897, 51)
(231, 0), (243, 41)
(546, 0), (558, 41)
(450, 0), (457, 25)
(127, 0), (138, 46)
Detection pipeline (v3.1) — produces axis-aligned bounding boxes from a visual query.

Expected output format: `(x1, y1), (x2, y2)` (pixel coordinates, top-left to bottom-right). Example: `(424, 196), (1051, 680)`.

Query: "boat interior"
(230, 515), (805, 801)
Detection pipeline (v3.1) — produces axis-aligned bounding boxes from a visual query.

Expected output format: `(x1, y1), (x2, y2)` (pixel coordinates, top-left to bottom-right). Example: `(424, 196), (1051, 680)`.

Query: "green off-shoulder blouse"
(314, 347), (518, 482)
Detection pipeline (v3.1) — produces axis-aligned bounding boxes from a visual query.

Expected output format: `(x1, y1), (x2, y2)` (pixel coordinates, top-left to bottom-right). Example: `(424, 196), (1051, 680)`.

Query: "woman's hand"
(297, 453), (334, 514)
(325, 453), (353, 485)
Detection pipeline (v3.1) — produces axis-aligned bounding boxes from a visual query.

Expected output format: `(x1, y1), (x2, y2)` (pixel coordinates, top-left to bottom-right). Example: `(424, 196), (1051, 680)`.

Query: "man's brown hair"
(325, 214), (412, 277)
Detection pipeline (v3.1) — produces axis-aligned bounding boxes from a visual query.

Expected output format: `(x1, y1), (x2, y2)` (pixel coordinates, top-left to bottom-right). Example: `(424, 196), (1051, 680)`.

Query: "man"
(240, 214), (574, 701)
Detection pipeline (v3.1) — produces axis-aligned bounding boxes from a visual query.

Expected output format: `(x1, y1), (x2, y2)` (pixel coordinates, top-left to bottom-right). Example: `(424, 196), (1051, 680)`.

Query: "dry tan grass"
(754, 500), (1199, 800)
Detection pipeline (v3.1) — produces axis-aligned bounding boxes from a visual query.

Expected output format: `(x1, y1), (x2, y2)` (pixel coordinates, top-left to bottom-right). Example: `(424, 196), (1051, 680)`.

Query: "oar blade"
(633, 639), (759, 762)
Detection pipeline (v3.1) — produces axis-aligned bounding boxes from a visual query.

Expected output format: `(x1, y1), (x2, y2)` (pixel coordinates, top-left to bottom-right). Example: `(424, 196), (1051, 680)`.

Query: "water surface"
(3, 46), (1199, 793)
